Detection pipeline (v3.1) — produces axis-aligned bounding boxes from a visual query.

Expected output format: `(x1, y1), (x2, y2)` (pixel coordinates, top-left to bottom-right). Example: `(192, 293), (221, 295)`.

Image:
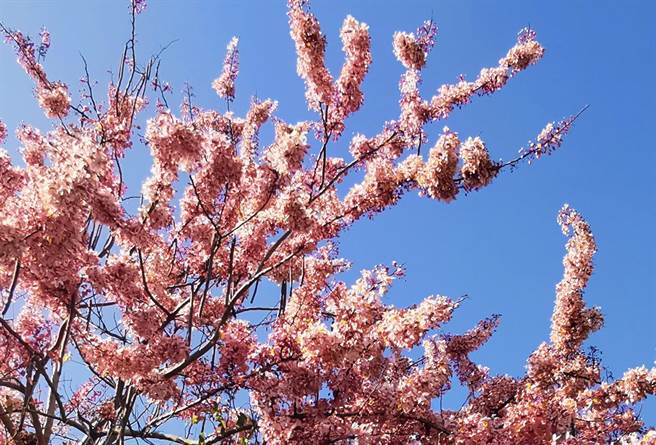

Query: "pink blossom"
(331, 15), (371, 133)
(132, 0), (147, 14)
(416, 127), (460, 201)
(551, 204), (602, 352)
(0, 149), (24, 200)
(521, 117), (574, 162)
(503, 27), (544, 73)
(398, 69), (429, 142)
(288, 0), (335, 110)
(0, 120), (7, 145)
(4, 29), (47, 85)
(240, 99), (277, 161)
(428, 29), (544, 121)
(459, 136), (499, 191)
(146, 112), (204, 171)
(212, 36), (239, 101)
(393, 20), (437, 70)
(36, 82), (71, 118)
(3, 28), (72, 119)
(264, 121), (309, 176)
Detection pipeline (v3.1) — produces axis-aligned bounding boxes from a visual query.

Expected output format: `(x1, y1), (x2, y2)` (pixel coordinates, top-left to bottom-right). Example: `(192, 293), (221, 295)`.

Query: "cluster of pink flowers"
(264, 122), (309, 176)
(551, 204), (602, 352)
(398, 69), (427, 141)
(212, 37), (239, 101)
(132, 0), (147, 14)
(459, 136), (499, 191)
(0, 120), (7, 144)
(505, 28), (544, 73)
(240, 98), (277, 161)
(36, 81), (71, 118)
(0, 148), (24, 200)
(393, 20), (437, 70)
(329, 15), (372, 135)
(288, 0), (334, 111)
(3, 28), (71, 118)
(146, 112), (203, 171)
(101, 85), (147, 155)
(428, 28), (544, 121)
(521, 118), (574, 162)
(445, 315), (500, 391)
(379, 296), (456, 349)
(416, 127), (460, 201)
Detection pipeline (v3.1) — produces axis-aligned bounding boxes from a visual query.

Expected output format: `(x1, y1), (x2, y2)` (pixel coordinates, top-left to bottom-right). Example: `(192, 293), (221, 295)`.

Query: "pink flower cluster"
(416, 127), (460, 201)
(551, 204), (602, 352)
(459, 136), (499, 191)
(36, 82), (71, 118)
(3, 29), (70, 118)
(506, 28), (544, 73)
(521, 118), (574, 163)
(212, 37), (239, 101)
(331, 15), (371, 133)
(132, 0), (147, 14)
(240, 98), (277, 161)
(428, 28), (544, 121)
(0, 120), (7, 144)
(288, 0), (334, 111)
(264, 122), (309, 176)
(393, 20), (437, 70)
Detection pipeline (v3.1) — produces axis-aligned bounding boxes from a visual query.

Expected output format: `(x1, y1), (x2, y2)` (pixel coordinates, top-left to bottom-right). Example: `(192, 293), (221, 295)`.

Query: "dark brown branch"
(2, 260), (20, 317)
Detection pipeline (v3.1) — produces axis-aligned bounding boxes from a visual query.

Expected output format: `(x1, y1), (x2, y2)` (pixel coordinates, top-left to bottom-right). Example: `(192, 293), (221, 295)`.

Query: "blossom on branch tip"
(288, 0), (334, 111)
(213, 37), (239, 101)
(0, 120), (7, 144)
(393, 20), (437, 70)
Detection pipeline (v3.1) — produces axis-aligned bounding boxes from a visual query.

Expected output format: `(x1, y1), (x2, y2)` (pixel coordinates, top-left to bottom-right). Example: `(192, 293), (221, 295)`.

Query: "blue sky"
(1, 0), (654, 428)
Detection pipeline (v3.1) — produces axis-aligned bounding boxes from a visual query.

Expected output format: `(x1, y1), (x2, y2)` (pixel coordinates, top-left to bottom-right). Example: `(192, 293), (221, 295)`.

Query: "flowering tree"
(0, 1), (654, 444)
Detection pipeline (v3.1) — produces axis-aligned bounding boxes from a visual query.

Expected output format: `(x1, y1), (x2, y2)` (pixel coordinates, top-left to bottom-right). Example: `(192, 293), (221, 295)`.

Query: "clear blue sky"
(1, 0), (654, 426)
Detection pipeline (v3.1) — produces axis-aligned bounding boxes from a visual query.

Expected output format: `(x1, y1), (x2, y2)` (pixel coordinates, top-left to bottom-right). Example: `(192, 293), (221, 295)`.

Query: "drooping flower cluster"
(0, 3), (652, 445)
